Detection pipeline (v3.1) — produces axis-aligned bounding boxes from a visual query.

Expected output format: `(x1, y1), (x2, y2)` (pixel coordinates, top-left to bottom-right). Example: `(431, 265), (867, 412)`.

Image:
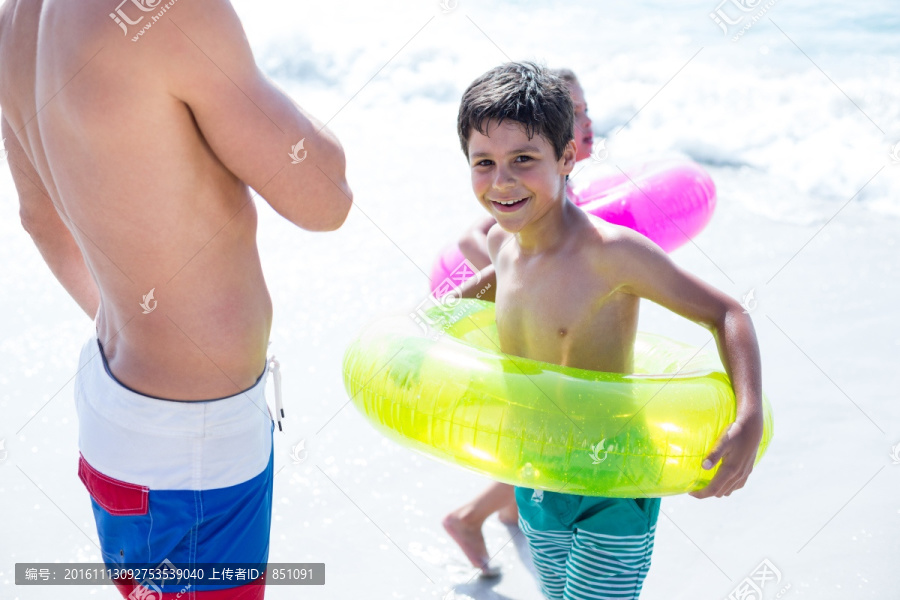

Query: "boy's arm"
(457, 263), (495, 301)
(458, 215), (496, 271)
(610, 230), (763, 499)
(454, 222), (513, 302)
(456, 220), (502, 301)
(5, 115), (100, 319)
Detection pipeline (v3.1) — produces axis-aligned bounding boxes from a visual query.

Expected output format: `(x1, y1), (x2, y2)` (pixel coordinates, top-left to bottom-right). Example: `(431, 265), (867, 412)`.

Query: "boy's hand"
(689, 415), (764, 499)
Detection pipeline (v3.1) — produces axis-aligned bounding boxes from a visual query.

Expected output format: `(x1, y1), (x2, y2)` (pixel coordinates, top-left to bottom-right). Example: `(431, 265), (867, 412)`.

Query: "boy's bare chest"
(493, 253), (638, 370)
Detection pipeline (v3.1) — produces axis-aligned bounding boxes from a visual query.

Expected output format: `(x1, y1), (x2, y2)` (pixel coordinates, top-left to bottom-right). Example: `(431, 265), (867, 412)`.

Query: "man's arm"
(610, 229), (764, 499)
(5, 116), (100, 319)
(161, 0), (352, 231)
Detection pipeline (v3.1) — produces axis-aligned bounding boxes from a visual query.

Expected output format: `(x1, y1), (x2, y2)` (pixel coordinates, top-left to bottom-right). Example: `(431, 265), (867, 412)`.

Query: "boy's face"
(467, 119), (576, 234)
(567, 81), (593, 162)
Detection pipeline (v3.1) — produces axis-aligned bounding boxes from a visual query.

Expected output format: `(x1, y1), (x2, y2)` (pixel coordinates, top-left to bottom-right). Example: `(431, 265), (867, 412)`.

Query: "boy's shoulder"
(485, 212), (662, 257)
(581, 215), (672, 277)
(484, 212), (668, 277)
(578, 214), (656, 254)
(588, 215), (653, 246)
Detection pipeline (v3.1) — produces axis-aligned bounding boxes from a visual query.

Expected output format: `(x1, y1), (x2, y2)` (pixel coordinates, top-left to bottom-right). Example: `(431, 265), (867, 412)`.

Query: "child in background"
(451, 62), (764, 598)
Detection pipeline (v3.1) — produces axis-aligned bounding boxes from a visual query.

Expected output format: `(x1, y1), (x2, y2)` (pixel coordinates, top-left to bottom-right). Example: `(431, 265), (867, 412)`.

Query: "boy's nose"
(492, 166), (515, 189)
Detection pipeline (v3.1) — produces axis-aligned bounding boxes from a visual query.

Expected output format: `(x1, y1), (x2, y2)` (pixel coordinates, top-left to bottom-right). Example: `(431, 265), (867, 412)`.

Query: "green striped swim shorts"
(515, 487), (661, 600)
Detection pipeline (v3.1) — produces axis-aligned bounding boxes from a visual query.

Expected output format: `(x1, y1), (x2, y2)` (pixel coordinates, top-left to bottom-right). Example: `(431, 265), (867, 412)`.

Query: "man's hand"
(689, 415), (764, 499)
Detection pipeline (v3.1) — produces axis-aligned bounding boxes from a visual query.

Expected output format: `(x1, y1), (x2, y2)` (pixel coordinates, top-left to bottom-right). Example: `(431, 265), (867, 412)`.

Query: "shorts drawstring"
(268, 356), (284, 431)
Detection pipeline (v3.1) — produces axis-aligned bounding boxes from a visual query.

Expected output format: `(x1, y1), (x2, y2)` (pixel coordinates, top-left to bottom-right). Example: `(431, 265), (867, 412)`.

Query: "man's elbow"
(312, 143), (352, 231)
(20, 204), (43, 238)
(317, 186), (353, 231)
(20, 211), (33, 236)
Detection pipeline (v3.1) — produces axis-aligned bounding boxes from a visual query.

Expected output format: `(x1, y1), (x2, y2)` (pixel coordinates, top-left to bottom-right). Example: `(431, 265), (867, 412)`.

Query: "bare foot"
(442, 513), (501, 577)
(497, 503), (519, 527)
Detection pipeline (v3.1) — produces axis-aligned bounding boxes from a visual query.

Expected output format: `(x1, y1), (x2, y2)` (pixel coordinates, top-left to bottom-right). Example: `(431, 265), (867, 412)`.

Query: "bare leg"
(496, 498), (518, 526)
(443, 482), (517, 576)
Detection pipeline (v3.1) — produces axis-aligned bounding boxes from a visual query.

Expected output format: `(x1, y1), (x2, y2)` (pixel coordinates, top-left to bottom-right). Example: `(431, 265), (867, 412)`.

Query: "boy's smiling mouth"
(491, 196), (530, 212)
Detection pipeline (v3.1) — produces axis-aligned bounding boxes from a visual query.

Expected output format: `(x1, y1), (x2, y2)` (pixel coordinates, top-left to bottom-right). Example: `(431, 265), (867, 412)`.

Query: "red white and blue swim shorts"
(75, 334), (276, 599)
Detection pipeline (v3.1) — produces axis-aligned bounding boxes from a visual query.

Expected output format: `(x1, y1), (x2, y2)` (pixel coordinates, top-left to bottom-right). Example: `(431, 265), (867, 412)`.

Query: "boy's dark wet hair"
(457, 62), (574, 160)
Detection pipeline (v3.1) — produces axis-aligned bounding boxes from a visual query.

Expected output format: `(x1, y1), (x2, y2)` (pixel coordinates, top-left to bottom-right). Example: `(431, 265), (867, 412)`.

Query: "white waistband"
(75, 334), (275, 490)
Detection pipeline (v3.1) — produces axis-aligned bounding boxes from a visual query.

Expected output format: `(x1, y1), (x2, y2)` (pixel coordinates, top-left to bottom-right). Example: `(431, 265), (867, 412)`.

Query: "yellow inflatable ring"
(342, 299), (773, 497)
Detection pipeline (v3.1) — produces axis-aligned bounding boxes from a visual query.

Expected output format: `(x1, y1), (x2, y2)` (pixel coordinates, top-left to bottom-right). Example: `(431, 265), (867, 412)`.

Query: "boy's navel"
(558, 327), (568, 337)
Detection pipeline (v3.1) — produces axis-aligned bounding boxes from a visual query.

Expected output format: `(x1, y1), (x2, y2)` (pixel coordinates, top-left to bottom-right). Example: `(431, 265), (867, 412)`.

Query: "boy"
(455, 62), (764, 598)
(456, 67), (593, 272)
(443, 66), (594, 575)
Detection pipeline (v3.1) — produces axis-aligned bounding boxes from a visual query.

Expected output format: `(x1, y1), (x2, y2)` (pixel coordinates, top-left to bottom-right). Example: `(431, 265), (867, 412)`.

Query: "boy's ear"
(560, 139), (578, 175)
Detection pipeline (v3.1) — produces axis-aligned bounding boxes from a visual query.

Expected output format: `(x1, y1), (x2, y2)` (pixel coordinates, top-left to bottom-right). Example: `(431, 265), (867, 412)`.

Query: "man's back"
(0, 0), (351, 399)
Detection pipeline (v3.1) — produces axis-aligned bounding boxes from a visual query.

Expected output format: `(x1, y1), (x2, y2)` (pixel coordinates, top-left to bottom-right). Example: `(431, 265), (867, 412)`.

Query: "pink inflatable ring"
(430, 159), (717, 294)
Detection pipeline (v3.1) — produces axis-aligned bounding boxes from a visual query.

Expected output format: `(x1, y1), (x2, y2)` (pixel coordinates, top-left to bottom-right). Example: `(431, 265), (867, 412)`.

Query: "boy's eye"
(475, 159), (493, 167)
(515, 155), (532, 163)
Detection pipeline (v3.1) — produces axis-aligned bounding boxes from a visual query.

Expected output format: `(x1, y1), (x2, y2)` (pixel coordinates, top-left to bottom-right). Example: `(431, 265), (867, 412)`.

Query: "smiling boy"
(457, 62), (764, 598)
(443, 66), (598, 576)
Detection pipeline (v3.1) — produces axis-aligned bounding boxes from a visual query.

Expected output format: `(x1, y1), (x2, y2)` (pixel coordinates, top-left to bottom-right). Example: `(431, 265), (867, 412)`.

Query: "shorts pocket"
(78, 454), (148, 516)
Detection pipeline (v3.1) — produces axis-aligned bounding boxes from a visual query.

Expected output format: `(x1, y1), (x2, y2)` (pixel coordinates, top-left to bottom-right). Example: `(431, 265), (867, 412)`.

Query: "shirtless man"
(1, 0), (351, 597)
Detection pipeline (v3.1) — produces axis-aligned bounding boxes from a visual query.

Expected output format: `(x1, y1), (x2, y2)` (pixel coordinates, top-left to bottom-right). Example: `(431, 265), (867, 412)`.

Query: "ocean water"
(238, 0), (900, 222)
(1, 1), (898, 599)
